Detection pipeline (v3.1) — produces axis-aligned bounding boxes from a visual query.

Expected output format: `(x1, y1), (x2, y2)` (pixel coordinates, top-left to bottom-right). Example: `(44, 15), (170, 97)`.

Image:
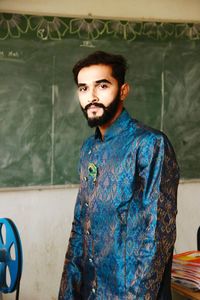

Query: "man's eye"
(99, 84), (108, 89)
(78, 86), (87, 92)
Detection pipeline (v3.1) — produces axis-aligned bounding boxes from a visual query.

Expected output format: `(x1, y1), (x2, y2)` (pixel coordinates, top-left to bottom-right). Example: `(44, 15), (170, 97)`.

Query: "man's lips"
(84, 103), (105, 111)
(87, 105), (101, 111)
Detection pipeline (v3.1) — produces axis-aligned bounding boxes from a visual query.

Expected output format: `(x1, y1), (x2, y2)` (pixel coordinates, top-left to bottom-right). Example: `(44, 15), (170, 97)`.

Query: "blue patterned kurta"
(59, 109), (179, 300)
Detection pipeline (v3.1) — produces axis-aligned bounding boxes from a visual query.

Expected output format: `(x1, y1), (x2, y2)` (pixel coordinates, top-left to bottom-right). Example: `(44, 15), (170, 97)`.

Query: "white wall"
(175, 183), (200, 253)
(0, 183), (200, 300)
(0, 1), (200, 299)
(1, 187), (77, 300)
(0, 0), (200, 22)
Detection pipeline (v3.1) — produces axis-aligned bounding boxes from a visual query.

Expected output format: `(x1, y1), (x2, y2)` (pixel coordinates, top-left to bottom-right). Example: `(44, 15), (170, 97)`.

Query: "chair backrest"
(197, 226), (200, 251)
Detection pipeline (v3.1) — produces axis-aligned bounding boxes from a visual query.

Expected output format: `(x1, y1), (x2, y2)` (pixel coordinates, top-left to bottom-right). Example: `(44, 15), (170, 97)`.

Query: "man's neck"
(98, 105), (123, 140)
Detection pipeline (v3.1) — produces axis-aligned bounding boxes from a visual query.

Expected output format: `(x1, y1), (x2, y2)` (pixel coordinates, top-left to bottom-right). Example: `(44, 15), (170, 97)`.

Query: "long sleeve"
(127, 133), (179, 299)
(58, 188), (84, 300)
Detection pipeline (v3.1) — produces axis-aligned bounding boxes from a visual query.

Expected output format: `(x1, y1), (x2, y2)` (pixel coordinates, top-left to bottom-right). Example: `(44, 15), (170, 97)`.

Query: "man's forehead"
(77, 64), (114, 84)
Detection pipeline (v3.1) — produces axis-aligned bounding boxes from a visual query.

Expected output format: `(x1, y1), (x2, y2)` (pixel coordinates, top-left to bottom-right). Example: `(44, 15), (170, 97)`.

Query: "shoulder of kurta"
(132, 121), (166, 150)
(131, 122), (174, 168)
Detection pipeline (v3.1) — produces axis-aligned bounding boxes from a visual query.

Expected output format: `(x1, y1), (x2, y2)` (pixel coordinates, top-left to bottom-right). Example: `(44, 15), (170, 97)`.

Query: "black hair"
(72, 51), (127, 87)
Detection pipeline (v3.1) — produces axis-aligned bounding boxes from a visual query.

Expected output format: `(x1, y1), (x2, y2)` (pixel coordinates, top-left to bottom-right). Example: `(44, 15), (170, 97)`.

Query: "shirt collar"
(95, 109), (132, 141)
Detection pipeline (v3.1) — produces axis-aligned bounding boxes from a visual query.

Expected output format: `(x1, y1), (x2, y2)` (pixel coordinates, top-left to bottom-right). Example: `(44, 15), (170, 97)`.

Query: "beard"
(81, 92), (121, 128)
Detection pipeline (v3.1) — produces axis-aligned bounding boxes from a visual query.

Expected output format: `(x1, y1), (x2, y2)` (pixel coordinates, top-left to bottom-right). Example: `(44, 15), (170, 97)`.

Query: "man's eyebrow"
(77, 79), (112, 88)
(77, 83), (87, 88)
(95, 79), (112, 84)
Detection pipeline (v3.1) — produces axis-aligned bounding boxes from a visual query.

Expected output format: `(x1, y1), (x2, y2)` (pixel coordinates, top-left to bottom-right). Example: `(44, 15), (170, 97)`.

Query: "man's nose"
(88, 88), (99, 103)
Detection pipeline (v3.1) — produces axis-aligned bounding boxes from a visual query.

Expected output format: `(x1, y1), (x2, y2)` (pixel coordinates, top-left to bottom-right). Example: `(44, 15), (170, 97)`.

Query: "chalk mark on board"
(51, 56), (56, 184)
(0, 49), (24, 63)
(160, 71), (165, 131)
(37, 28), (48, 41)
(80, 40), (95, 48)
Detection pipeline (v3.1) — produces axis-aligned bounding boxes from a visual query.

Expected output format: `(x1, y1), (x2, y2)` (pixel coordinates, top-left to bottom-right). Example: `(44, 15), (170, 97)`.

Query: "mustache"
(84, 102), (106, 112)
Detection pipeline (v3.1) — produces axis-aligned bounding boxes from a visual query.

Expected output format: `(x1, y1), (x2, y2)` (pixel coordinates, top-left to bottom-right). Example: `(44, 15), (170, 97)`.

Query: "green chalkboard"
(0, 14), (200, 187)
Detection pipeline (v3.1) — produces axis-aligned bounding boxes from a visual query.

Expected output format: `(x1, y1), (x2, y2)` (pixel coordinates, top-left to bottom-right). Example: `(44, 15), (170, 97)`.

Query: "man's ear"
(120, 83), (130, 101)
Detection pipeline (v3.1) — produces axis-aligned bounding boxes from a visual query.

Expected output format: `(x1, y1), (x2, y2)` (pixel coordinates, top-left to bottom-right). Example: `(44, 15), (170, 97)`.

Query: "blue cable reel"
(0, 218), (23, 295)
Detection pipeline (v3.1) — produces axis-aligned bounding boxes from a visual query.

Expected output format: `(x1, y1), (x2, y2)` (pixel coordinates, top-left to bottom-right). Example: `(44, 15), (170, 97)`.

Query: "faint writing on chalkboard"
(0, 49), (23, 61)
(0, 14), (28, 40)
(30, 16), (69, 40)
(70, 18), (105, 40)
(80, 40), (95, 48)
(0, 13), (200, 41)
(37, 29), (48, 41)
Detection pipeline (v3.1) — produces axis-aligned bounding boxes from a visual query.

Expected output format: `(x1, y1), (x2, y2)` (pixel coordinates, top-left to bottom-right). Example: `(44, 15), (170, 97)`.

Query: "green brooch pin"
(88, 163), (98, 182)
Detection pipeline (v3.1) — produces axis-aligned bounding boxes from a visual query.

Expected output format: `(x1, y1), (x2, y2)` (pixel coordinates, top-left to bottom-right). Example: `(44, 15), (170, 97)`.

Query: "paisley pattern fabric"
(59, 109), (179, 300)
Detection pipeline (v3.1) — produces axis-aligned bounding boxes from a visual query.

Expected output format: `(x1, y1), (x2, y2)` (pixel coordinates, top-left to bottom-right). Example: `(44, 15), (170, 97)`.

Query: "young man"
(59, 51), (179, 300)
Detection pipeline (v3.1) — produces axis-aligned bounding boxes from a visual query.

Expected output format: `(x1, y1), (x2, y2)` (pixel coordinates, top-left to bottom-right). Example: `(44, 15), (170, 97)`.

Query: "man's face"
(77, 64), (122, 127)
